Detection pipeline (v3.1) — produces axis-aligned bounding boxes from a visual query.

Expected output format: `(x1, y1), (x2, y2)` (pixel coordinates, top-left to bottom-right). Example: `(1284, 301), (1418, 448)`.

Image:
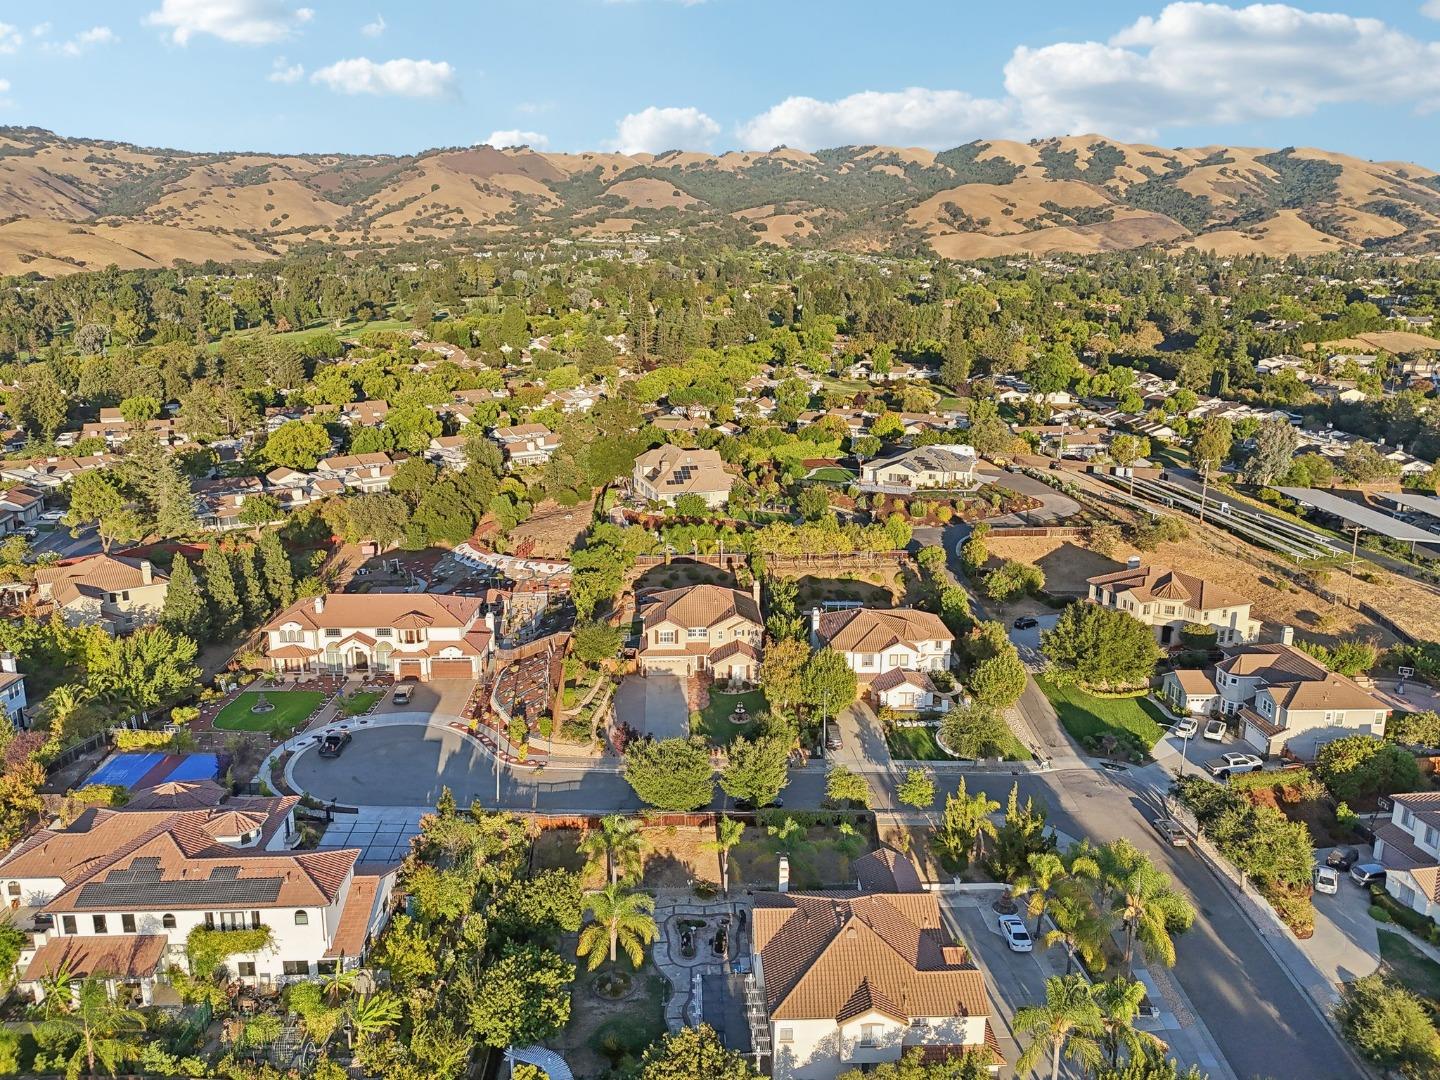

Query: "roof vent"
(1127, 555), (1143, 570)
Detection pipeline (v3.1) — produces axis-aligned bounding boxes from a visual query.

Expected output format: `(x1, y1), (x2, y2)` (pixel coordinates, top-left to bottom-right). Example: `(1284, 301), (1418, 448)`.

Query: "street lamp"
(1179, 726), (1191, 777)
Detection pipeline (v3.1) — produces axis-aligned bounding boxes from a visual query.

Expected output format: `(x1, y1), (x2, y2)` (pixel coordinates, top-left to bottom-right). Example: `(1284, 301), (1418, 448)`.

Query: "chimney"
(810, 607), (821, 637)
(484, 610), (496, 633)
(778, 855), (790, 894)
(314, 595), (326, 615)
(1280, 625), (1294, 646)
(1126, 555), (1142, 571)
(751, 577), (762, 607)
(140, 560), (154, 585)
(0, 652), (15, 675)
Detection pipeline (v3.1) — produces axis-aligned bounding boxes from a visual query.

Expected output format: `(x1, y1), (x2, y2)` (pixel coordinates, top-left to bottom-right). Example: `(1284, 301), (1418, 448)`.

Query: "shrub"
(1314, 735), (1422, 802)
(1369, 905), (1393, 923)
(1335, 974), (1440, 1078)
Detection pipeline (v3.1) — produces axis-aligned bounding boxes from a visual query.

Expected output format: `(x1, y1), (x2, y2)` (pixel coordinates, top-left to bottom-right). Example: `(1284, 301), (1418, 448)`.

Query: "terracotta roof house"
(0, 792), (396, 1001)
(1374, 792), (1440, 922)
(753, 849), (1000, 1079)
(1213, 642), (1389, 758)
(632, 445), (735, 509)
(1088, 564), (1261, 647)
(33, 555), (169, 634)
(811, 608), (954, 685)
(262, 593), (494, 681)
(638, 583), (762, 683)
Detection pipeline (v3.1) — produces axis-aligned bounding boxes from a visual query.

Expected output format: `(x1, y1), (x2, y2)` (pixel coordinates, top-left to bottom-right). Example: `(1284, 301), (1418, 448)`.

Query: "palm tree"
(1093, 977), (1167, 1068)
(1101, 840), (1195, 975)
(42, 685), (90, 742)
(34, 960), (78, 1020)
(40, 976), (146, 1079)
(319, 966), (358, 1005)
(1043, 886), (1110, 977)
(934, 779), (999, 869)
(702, 816), (745, 895)
(576, 884), (658, 970)
(579, 814), (645, 886)
(1014, 974), (1104, 1080)
(347, 991), (403, 1048)
(1016, 851), (1068, 939)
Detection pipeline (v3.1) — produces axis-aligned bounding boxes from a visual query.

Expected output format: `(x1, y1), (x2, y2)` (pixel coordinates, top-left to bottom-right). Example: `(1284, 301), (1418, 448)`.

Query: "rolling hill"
(2, 126), (1439, 275)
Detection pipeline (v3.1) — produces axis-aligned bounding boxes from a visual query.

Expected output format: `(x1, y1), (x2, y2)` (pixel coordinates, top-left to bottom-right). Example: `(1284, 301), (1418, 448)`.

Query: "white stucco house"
(810, 607), (953, 681)
(1374, 792), (1440, 921)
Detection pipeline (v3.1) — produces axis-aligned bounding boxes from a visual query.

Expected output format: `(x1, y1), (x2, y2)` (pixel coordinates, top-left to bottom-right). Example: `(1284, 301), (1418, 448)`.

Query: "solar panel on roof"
(74, 874), (285, 909)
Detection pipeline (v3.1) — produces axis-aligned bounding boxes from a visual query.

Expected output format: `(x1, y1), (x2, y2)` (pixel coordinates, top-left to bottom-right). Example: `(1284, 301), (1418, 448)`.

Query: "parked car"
(824, 721), (842, 752)
(317, 731), (352, 758)
(997, 914), (1033, 953)
(1313, 865), (1340, 895)
(38, 509), (63, 523)
(734, 796), (785, 812)
(393, 679), (417, 705)
(1153, 817), (1189, 847)
(1173, 717), (1198, 739)
(1202, 718), (1228, 742)
(1325, 847), (1360, 872)
(1205, 752), (1264, 778)
(1350, 863), (1386, 887)
(14, 527), (36, 540)
(1012, 616), (1039, 630)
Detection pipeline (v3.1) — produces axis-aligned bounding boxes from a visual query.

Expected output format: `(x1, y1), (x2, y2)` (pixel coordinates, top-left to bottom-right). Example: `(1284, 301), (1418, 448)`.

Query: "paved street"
(29, 523), (102, 561)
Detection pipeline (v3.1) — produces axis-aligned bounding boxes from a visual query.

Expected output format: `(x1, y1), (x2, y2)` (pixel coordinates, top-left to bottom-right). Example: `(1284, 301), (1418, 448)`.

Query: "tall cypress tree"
(200, 543), (241, 640)
(233, 545), (268, 625)
(257, 531), (295, 608)
(160, 556), (207, 642)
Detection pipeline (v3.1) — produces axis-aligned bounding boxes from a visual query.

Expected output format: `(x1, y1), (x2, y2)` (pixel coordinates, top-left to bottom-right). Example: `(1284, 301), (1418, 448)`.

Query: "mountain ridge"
(1, 126), (1438, 275)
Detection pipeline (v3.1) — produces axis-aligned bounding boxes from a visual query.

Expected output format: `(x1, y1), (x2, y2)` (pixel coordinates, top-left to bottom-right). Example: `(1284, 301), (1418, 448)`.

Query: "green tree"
(1245, 416), (1300, 486)
(265, 420), (332, 470)
(934, 778), (999, 869)
(1314, 735), (1422, 802)
(39, 975), (147, 1080)
(837, 1047), (991, 1080)
(703, 816), (746, 895)
(673, 493), (710, 517)
(1042, 603), (1161, 690)
(1092, 1044), (1209, 1080)
(1100, 839), (1195, 973)
(1016, 850), (1074, 938)
(759, 637), (809, 714)
(346, 992), (403, 1049)
(467, 945), (574, 1048)
(987, 783), (1056, 882)
(623, 737), (715, 811)
(897, 767), (936, 811)
(940, 703), (1013, 760)
(798, 486), (832, 522)
(1336, 973), (1440, 1079)
(720, 734), (791, 809)
(576, 884), (658, 969)
(825, 764), (871, 808)
(1190, 416), (1233, 475)
(637, 1025), (761, 1080)
(1014, 974), (1104, 1080)
(984, 560), (1044, 605)
(967, 646), (1028, 709)
(803, 647), (858, 717)
(200, 543), (242, 640)
(238, 493), (283, 536)
(160, 556), (207, 641)
(572, 621), (623, 665)
(257, 530), (296, 607)
(1093, 977), (1166, 1069)
(578, 814), (646, 886)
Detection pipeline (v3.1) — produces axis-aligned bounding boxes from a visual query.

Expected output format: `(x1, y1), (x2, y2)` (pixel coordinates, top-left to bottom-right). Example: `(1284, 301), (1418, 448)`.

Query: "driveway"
(613, 673), (689, 739)
(977, 466), (1082, 526)
(1305, 847), (1381, 989)
(831, 700), (891, 772)
(371, 678), (475, 718)
(1007, 612), (1060, 667)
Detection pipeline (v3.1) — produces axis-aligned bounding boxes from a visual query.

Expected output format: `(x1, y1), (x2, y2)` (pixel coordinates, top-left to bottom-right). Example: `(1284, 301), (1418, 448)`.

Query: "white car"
(38, 509), (64, 523)
(1205, 752), (1264, 778)
(1173, 717), (1198, 739)
(997, 914), (1033, 953)
(1202, 718), (1228, 742)
(1314, 865), (1340, 895)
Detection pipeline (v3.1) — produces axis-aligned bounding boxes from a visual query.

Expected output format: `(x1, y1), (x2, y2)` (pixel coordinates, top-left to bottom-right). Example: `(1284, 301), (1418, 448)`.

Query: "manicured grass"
(887, 721), (1030, 762)
(213, 690), (327, 734)
(1036, 677), (1168, 750)
(808, 466), (858, 483)
(696, 689), (768, 746)
(339, 690), (381, 717)
(1378, 929), (1440, 1005)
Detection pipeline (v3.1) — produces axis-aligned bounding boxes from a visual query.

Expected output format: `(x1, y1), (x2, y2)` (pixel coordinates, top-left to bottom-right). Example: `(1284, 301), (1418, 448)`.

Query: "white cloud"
(1425, 1), (1440, 21)
(485, 129), (549, 149)
(612, 105), (719, 154)
(0, 23), (22, 53)
(310, 57), (458, 99)
(361, 14), (386, 37)
(738, 88), (1015, 151)
(268, 56), (304, 83)
(145, 0), (314, 46)
(45, 26), (117, 58)
(30, 23), (50, 39)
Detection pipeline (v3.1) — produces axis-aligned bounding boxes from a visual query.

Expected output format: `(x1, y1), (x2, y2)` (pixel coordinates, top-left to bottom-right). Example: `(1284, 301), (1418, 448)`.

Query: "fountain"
(250, 692), (276, 715)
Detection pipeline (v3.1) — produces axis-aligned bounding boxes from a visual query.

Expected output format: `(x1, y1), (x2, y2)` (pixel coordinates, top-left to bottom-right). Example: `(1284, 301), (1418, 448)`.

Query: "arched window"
(162, 914), (176, 929)
(294, 910), (309, 926)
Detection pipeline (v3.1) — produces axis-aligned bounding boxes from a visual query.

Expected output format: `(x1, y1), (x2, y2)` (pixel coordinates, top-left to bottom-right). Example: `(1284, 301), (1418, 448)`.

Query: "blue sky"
(4, 2), (1440, 163)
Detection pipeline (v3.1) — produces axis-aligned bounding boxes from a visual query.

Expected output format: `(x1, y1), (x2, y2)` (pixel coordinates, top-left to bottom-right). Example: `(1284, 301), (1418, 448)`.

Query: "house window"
(777, 1026), (794, 1045)
(860, 1023), (884, 1047)
(324, 629), (341, 639)
(687, 627), (708, 640)
(657, 630), (677, 645)
(316, 960), (338, 975)
(236, 962), (256, 977)
(375, 628), (392, 638)
(162, 914), (176, 929)
(1426, 824), (1440, 850)
(121, 914), (136, 933)
(1400, 806), (1415, 830)
(860, 654), (874, 669)
(400, 630), (422, 644)
(282, 960), (310, 977)
(294, 910), (309, 926)
(61, 915), (76, 935)
(92, 915), (107, 934)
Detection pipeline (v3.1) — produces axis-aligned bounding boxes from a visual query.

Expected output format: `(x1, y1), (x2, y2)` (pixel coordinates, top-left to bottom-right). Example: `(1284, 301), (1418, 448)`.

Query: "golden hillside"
(1, 127), (1438, 274)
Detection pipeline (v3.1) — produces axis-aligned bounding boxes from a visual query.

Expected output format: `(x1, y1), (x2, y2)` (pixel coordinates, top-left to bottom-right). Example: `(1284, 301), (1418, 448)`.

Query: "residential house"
(544, 386), (602, 413)
(631, 445), (735, 509)
(0, 654), (27, 727)
(194, 476), (265, 531)
(426, 435), (469, 471)
(637, 583), (762, 682)
(34, 555), (170, 634)
(0, 791), (395, 1000)
(0, 455), (118, 490)
(262, 593), (494, 680)
(1373, 792), (1440, 920)
(340, 400), (389, 427)
(754, 848), (1001, 1079)
(1158, 669), (1220, 716)
(870, 668), (952, 714)
(1086, 564), (1262, 647)
(315, 453), (394, 493)
(1213, 643), (1389, 758)
(859, 445), (978, 493)
(0, 486), (44, 536)
(495, 424), (560, 469)
(811, 608), (953, 682)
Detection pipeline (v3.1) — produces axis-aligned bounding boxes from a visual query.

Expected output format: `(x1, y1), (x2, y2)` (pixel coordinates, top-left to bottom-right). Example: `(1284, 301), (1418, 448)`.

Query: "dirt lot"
(510, 498), (596, 559)
(532, 824), (723, 889)
(634, 563), (738, 593)
(987, 534), (1400, 648)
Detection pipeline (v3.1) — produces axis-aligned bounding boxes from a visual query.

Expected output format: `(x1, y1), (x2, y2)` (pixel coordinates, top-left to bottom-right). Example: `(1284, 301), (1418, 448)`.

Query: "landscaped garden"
(695, 688), (768, 746)
(886, 720), (1030, 762)
(340, 690), (382, 717)
(1037, 677), (1167, 756)
(807, 465), (858, 483)
(213, 690), (327, 734)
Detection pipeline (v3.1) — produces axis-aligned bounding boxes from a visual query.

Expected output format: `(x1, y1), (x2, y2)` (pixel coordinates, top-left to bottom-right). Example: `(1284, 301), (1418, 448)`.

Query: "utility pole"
(1198, 465), (1210, 525)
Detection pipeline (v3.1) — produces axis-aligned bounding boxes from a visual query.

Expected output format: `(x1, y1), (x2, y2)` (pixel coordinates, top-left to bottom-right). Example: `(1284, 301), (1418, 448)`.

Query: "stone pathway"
(651, 893), (752, 1032)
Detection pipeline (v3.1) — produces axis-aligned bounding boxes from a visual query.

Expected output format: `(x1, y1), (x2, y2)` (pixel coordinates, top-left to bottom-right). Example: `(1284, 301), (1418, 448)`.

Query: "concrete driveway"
(1305, 847), (1380, 989)
(977, 466), (1082, 526)
(831, 700), (891, 771)
(1007, 612), (1060, 667)
(613, 673), (689, 739)
(372, 678), (475, 718)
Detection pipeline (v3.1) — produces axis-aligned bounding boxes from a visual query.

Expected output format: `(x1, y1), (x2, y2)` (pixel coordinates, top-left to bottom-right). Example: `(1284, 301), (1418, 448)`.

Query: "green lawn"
(887, 721), (1030, 762)
(1036, 678), (1168, 750)
(213, 691), (327, 734)
(339, 690), (381, 717)
(808, 466), (858, 483)
(696, 689), (769, 746)
(1378, 930), (1440, 1006)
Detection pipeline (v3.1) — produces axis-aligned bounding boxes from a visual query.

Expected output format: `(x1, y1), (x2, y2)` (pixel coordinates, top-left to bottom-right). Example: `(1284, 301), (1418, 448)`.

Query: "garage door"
(429, 659), (475, 680)
(395, 659), (424, 680)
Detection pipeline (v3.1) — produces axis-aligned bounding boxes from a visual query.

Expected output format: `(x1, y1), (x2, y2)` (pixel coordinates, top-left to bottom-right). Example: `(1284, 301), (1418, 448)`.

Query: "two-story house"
(315, 453), (394, 493)
(1205, 642), (1389, 758)
(0, 485), (44, 536)
(1, 790), (394, 1003)
(859, 445), (978, 493)
(33, 555), (170, 635)
(425, 435), (469, 471)
(495, 424), (561, 470)
(811, 607), (953, 681)
(638, 583), (762, 682)
(1373, 792), (1440, 921)
(262, 593), (494, 680)
(1087, 564), (1261, 647)
(754, 849), (1000, 1080)
(631, 445), (735, 509)
(0, 653), (29, 728)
